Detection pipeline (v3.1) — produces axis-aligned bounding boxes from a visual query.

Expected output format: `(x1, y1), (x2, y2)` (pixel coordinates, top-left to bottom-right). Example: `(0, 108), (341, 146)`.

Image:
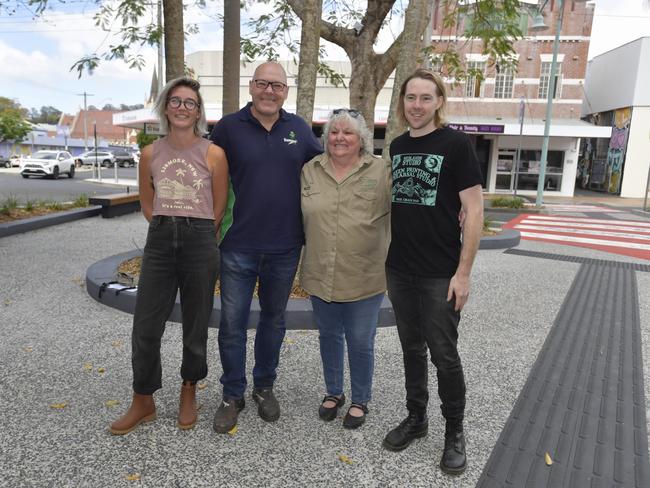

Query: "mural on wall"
(606, 107), (632, 194)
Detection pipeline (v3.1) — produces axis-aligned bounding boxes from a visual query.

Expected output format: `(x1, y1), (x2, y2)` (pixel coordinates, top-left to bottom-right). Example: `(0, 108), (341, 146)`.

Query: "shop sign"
(448, 123), (504, 134)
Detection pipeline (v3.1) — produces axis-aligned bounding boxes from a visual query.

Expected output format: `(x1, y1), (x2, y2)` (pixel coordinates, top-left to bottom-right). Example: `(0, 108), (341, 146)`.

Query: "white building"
(581, 37), (650, 198)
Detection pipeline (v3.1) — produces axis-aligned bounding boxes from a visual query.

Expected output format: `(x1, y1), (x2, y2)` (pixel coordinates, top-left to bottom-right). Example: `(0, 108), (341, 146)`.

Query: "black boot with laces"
(440, 421), (466, 475)
(382, 411), (428, 451)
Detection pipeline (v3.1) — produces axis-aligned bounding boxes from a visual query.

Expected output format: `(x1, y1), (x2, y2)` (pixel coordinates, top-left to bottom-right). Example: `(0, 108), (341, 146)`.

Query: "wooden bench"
(89, 192), (140, 219)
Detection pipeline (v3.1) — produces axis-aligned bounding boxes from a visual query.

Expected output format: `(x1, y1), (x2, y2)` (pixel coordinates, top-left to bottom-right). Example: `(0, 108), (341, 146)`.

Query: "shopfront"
(447, 118), (611, 197)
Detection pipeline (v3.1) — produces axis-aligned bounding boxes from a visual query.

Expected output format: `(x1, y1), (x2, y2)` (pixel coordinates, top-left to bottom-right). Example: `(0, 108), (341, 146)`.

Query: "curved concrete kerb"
(85, 231), (519, 329)
(85, 250), (394, 330)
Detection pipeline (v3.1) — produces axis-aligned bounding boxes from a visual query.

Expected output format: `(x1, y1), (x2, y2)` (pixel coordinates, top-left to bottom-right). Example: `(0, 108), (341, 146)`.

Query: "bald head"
(252, 61), (288, 84)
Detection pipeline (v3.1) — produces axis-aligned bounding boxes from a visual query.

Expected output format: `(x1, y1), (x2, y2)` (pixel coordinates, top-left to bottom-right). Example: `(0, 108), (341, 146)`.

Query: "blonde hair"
(154, 77), (207, 136)
(397, 69), (447, 128)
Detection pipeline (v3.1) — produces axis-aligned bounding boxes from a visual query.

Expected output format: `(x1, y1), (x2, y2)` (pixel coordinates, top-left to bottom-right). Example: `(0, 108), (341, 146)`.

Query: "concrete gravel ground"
(0, 212), (648, 488)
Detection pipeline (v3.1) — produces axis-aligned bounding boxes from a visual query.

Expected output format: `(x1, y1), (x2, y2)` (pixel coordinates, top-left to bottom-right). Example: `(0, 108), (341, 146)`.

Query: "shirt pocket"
(301, 184), (322, 217)
(351, 189), (378, 217)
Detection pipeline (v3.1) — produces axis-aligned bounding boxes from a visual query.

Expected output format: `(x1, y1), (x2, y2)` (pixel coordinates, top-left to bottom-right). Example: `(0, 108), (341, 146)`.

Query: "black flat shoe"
(343, 403), (368, 429)
(318, 394), (345, 421)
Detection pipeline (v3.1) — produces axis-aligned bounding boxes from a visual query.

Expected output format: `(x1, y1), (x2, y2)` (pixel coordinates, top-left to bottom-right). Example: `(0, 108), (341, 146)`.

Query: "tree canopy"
(0, 111), (32, 143)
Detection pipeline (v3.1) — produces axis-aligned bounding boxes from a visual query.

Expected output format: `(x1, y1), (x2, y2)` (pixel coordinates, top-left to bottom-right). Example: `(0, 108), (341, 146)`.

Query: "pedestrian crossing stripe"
(523, 203), (623, 213)
(524, 215), (650, 227)
(503, 214), (650, 260)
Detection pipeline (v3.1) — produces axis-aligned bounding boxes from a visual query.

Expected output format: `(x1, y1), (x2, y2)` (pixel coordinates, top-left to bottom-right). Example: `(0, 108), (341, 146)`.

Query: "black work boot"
(382, 411), (428, 451)
(212, 397), (245, 434)
(440, 422), (466, 475)
(252, 388), (280, 422)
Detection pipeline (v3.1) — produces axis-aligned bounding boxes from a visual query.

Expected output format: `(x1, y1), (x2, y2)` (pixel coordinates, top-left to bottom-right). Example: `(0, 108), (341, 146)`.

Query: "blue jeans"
(310, 293), (384, 405)
(386, 266), (465, 422)
(218, 247), (301, 399)
(132, 216), (219, 395)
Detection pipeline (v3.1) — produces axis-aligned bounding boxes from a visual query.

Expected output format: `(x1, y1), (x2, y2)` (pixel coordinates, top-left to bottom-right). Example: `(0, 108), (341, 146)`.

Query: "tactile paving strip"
(504, 248), (650, 272)
(477, 263), (650, 487)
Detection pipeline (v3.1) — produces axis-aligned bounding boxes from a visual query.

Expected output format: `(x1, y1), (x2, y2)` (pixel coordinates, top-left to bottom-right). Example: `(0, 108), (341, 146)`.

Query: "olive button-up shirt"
(300, 153), (391, 302)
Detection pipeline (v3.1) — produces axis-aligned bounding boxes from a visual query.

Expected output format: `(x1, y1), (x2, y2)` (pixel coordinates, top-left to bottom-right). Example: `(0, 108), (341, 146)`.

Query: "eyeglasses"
(332, 108), (361, 118)
(167, 96), (199, 110)
(252, 79), (287, 92)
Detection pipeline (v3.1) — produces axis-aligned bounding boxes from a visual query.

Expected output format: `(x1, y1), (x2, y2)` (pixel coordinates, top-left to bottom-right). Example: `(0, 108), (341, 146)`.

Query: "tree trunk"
(222, 0), (241, 116)
(347, 49), (383, 135)
(383, 0), (431, 158)
(163, 0), (184, 82)
(295, 0), (322, 124)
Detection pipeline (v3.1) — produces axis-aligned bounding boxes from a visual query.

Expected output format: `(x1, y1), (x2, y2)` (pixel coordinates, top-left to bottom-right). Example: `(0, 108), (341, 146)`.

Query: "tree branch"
(287, 0), (355, 52)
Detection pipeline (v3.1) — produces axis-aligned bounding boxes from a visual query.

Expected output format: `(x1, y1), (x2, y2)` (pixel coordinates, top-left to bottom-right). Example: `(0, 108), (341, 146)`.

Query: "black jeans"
(386, 266), (466, 423)
(131, 216), (219, 395)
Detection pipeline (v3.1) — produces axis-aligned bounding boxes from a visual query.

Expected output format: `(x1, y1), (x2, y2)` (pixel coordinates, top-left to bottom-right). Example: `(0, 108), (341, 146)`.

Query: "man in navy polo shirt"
(210, 61), (322, 434)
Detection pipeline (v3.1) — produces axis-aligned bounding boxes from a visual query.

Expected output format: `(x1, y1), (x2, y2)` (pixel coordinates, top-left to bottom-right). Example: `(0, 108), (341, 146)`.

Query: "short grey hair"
(322, 109), (374, 156)
(154, 77), (207, 136)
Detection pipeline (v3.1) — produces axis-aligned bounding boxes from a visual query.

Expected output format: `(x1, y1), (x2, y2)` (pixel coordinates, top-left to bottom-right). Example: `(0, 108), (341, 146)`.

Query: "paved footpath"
(1, 212), (649, 487)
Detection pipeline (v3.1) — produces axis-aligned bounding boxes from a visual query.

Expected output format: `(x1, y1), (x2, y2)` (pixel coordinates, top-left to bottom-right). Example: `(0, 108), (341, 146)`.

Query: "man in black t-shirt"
(382, 69), (483, 476)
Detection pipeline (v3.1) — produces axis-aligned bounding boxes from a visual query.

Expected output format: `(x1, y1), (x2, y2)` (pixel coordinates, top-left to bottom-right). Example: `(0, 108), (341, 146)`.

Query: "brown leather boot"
(109, 393), (156, 435)
(177, 381), (197, 430)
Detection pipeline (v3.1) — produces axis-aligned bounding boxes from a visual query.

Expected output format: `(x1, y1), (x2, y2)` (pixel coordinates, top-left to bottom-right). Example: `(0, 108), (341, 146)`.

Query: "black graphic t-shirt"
(386, 126), (482, 278)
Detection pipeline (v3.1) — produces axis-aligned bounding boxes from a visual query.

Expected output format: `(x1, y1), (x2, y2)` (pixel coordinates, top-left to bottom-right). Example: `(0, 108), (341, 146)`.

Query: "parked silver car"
(75, 150), (116, 167)
(20, 150), (75, 179)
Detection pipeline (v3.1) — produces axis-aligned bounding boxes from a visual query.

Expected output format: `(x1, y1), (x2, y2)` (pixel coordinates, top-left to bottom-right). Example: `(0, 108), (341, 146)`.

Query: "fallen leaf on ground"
(197, 383), (208, 390)
(545, 452), (553, 466)
(97, 367), (106, 374)
(71, 277), (84, 287)
(4, 299), (11, 306)
(50, 402), (68, 409)
(105, 400), (120, 407)
(22, 346), (33, 353)
(227, 425), (238, 436)
(338, 454), (353, 465)
(284, 338), (295, 345)
(125, 473), (141, 481)
(111, 340), (123, 347)
(83, 362), (93, 371)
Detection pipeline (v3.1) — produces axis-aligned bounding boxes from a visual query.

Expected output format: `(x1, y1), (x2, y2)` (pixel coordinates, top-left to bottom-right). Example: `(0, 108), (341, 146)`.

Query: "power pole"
(157, 0), (164, 91)
(77, 92), (94, 150)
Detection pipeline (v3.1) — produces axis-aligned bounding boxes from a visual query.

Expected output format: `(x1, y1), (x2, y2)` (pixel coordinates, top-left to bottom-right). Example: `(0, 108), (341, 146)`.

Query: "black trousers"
(131, 216), (219, 395)
(386, 266), (466, 423)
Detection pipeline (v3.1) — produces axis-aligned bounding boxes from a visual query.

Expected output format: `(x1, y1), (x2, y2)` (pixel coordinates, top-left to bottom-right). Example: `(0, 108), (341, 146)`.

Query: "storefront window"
(497, 149), (564, 191)
(515, 150), (564, 191)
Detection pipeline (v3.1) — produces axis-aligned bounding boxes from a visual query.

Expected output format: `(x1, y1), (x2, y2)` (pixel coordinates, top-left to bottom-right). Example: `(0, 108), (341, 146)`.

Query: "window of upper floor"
(538, 61), (562, 99)
(465, 60), (486, 98)
(494, 66), (515, 99)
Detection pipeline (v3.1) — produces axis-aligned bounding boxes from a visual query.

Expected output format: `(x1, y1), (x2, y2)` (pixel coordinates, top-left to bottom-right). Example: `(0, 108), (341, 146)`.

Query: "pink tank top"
(150, 137), (215, 219)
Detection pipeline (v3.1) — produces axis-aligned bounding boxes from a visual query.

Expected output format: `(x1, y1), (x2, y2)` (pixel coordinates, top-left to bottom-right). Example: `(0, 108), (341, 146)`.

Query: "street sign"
(144, 122), (163, 135)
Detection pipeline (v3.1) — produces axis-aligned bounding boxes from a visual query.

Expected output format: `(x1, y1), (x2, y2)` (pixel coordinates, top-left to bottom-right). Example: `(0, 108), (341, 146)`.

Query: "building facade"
(427, 0), (609, 196)
(581, 37), (650, 198)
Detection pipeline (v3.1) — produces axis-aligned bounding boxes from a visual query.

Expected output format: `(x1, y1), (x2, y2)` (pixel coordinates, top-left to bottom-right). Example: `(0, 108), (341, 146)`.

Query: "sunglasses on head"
(332, 108), (361, 118)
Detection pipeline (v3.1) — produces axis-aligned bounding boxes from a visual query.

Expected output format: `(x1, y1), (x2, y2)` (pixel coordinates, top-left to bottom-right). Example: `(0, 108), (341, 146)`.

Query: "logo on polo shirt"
(283, 131), (298, 145)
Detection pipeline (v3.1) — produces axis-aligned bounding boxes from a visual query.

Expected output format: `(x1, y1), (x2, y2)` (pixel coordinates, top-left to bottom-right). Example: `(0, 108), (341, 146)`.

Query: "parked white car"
(20, 150), (75, 179)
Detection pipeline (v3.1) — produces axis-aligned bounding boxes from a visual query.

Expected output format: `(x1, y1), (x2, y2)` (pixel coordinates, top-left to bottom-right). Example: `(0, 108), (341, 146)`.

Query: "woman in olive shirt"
(300, 109), (390, 429)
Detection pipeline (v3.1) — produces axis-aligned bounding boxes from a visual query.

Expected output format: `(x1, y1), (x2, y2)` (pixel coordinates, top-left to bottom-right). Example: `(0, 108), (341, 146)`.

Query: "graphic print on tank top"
(156, 157), (209, 212)
(391, 153), (443, 206)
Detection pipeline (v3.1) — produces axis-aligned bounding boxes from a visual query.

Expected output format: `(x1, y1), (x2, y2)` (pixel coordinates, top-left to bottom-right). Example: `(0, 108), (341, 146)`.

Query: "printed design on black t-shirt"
(156, 157), (207, 211)
(392, 153), (443, 206)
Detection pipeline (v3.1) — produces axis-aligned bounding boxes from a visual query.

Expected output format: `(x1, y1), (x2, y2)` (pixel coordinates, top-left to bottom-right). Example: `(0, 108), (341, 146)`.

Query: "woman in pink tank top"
(109, 77), (228, 435)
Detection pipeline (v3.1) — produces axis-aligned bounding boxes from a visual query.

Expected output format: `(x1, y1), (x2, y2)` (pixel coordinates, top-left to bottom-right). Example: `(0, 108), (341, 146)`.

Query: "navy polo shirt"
(210, 102), (323, 253)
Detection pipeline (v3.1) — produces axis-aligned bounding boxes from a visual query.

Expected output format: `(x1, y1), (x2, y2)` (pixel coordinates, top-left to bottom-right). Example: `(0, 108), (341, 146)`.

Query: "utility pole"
(157, 0), (164, 92)
(77, 92), (94, 150)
